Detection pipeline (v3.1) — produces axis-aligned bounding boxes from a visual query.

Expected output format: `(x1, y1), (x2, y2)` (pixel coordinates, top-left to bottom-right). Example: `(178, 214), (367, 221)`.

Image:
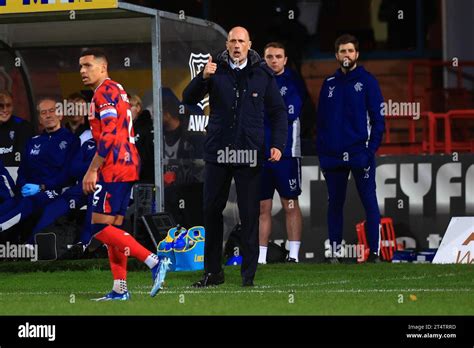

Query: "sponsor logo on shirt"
(59, 141), (68, 150)
(328, 86), (335, 98)
(30, 144), (41, 155)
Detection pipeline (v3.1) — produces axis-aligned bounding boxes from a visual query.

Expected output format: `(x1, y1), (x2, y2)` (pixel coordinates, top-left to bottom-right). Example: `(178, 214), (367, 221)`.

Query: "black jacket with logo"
(182, 49), (287, 164)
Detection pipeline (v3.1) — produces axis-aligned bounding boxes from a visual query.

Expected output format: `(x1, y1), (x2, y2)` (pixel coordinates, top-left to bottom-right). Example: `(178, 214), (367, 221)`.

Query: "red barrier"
(356, 217), (398, 262)
(380, 109), (474, 155)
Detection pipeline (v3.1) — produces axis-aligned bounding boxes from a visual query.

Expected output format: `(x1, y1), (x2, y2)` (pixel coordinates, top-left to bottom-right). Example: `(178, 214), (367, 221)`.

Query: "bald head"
(226, 26), (252, 65)
(228, 26), (250, 41)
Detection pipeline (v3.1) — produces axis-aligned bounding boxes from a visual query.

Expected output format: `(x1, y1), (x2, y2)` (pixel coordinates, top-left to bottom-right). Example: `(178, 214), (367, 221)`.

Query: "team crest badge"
(189, 53), (211, 110)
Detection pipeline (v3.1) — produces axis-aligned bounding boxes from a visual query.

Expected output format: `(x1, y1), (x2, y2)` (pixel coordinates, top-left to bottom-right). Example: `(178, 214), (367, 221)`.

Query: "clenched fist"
(202, 56), (217, 79)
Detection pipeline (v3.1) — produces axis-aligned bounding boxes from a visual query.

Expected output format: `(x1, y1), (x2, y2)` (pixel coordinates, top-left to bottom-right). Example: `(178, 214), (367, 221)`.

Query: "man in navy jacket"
(183, 26), (287, 287)
(0, 97), (79, 235)
(316, 34), (385, 263)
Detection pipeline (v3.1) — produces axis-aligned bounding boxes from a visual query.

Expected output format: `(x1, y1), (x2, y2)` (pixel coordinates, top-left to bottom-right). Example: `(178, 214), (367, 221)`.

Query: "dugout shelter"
(0, 0), (226, 211)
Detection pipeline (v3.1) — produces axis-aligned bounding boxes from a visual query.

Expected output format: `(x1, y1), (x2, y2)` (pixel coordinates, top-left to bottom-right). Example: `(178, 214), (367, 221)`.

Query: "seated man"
(0, 90), (34, 167)
(0, 97), (80, 235)
(27, 134), (96, 245)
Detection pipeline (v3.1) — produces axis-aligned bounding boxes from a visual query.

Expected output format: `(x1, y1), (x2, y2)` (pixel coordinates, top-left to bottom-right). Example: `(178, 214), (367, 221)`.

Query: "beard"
(339, 58), (357, 70)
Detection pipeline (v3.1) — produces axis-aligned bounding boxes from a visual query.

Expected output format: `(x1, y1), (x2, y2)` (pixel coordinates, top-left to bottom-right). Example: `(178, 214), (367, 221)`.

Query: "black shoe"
(242, 278), (254, 287)
(367, 252), (381, 263)
(286, 257), (298, 263)
(192, 270), (225, 288)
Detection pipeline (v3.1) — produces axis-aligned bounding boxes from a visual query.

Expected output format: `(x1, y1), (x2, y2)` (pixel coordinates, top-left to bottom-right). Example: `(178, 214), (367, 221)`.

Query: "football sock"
(289, 241), (301, 262)
(144, 254), (159, 269)
(258, 246), (268, 264)
(113, 279), (128, 294)
(108, 245), (127, 280)
(95, 225), (154, 264)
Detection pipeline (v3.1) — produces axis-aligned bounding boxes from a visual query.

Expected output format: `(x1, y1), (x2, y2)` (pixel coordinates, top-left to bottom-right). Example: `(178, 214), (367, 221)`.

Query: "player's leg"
(90, 183), (155, 262)
(275, 158), (303, 262)
(321, 166), (350, 260)
(89, 182), (168, 299)
(352, 158), (381, 261)
(281, 198), (302, 262)
(234, 164), (262, 286)
(258, 161), (275, 264)
(258, 199), (272, 264)
(108, 245), (129, 299)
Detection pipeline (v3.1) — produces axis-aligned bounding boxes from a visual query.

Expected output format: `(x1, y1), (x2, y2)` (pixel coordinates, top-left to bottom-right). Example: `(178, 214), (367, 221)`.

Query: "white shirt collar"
(229, 58), (248, 70)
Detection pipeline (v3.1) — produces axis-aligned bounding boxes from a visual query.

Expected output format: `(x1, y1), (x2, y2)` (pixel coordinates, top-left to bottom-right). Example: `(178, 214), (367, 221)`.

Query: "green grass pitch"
(0, 260), (472, 315)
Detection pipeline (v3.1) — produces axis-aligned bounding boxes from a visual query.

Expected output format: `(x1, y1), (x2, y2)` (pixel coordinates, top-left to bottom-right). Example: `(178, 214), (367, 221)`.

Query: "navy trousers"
(320, 154), (381, 255)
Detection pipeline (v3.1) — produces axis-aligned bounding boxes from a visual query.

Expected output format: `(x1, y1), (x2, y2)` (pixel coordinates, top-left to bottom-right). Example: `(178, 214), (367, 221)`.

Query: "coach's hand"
(202, 56), (217, 79)
(268, 147), (282, 162)
(82, 169), (98, 194)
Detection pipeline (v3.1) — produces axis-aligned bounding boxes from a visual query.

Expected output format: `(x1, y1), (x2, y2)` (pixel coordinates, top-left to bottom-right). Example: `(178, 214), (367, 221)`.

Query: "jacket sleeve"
(69, 140), (96, 182)
(43, 135), (81, 190)
(315, 80), (327, 141)
(182, 71), (210, 105)
(265, 76), (288, 153)
(286, 90), (303, 124)
(366, 75), (385, 155)
(288, 74), (307, 123)
(15, 139), (31, 192)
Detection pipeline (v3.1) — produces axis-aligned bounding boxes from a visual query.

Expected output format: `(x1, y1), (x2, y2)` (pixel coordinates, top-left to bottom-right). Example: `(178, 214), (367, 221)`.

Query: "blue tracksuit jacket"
(316, 65), (384, 159)
(264, 68), (304, 158)
(16, 128), (80, 193)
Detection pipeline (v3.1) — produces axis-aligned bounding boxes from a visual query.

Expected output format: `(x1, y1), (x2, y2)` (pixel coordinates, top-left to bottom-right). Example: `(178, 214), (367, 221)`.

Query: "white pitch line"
(131, 272), (462, 291)
(0, 288), (471, 296)
(133, 279), (352, 290)
(0, 272), (466, 296)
